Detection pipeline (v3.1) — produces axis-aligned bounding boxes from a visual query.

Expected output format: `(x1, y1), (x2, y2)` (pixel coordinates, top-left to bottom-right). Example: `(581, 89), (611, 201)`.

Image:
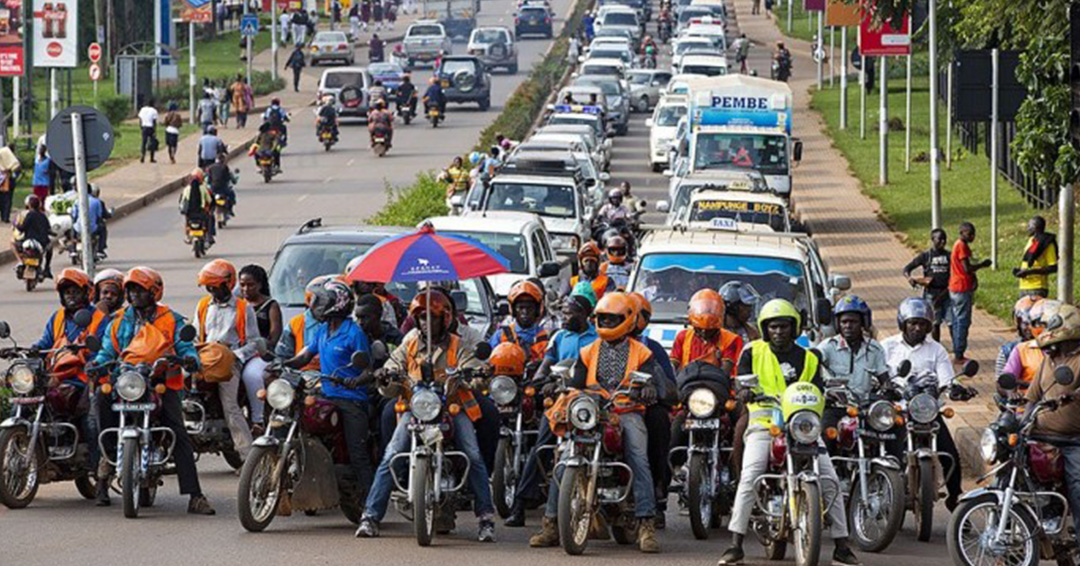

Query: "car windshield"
(631, 253), (807, 322)
(443, 231), (529, 273)
(693, 133), (789, 175)
(269, 242), (378, 306)
(679, 8), (711, 23)
(628, 73), (653, 85)
(472, 29), (508, 43)
(576, 78), (620, 95)
(322, 72), (364, 89)
(655, 104), (687, 126)
(675, 41), (713, 55)
(603, 12), (637, 25)
(521, 7), (547, 16)
(688, 199), (787, 231)
(369, 63), (403, 76)
(488, 182), (577, 218)
(596, 28), (631, 39)
(591, 50), (630, 62)
(548, 115), (602, 137)
(680, 64), (726, 76)
(440, 60), (477, 76)
(583, 64), (620, 77)
(384, 279), (488, 317)
(408, 25), (443, 36)
(315, 32), (348, 43)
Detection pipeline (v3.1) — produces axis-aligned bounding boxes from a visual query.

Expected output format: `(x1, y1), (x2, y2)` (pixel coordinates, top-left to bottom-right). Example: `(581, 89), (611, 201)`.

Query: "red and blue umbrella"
(345, 223), (510, 283)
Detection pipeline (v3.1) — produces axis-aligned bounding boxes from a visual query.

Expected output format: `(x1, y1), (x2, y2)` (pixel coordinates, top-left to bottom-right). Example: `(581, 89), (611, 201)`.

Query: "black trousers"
(292, 68), (302, 91)
(645, 403), (672, 511)
(0, 189), (12, 222)
(140, 126), (156, 158)
(514, 415), (556, 505)
(97, 389), (203, 496)
(333, 399), (374, 500)
(378, 395), (499, 473)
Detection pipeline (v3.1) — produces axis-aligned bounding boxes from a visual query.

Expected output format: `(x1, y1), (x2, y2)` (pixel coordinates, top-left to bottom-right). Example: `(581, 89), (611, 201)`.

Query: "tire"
(431, 118), (439, 129)
(263, 169), (272, 183)
(374, 143), (387, 157)
(222, 446), (245, 470)
(492, 437), (515, 519)
(404, 113), (412, 125)
(479, 97), (490, 111)
(946, 493), (1038, 566)
(509, 63), (518, 74)
(25, 278), (36, 292)
(324, 141), (333, 151)
(651, 162), (663, 173)
(849, 464), (905, 553)
(763, 537), (787, 560)
(412, 455), (434, 547)
(558, 465), (591, 555)
(139, 482), (156, 507)
(121, 437), (140, 518)
(915, 458), (935, 542)
(75, 474), (98, 500)
(793, 481), (822, 566)
(238, 445), (281, 532)
(611, 522), (637, 544)
(637, 96), (650, 113)
(688, 452), (712, 540)
(0, 427), (40, 508)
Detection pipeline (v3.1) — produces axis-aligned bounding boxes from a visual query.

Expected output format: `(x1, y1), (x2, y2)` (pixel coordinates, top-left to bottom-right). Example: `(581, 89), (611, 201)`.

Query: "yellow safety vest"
(747, 340), (817, 426)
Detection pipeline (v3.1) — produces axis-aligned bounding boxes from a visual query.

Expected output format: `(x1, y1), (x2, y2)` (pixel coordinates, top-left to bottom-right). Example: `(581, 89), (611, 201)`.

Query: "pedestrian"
(361, 0), (371, 32)
(373, 0), (384, 31)
(386, 1), (397, 29)
(197, 90), (217, 131)
(163, 101), (183, 164)
(733, 33), (750, 74)
(279, 10), (292, 43)
(217, 80), (231, 129)
(948, 221), (993, 364)
(568, 35), (580, 63)
(752, 0), (760, 15)
(32, 145), (51, 201)
(292, 9), (308, 45)
(216, 1), (227, 31)
(583, 12), (595, 41)
(137, 98), (159, 163)
(230, 74), (252, 128)
(0, 147), (19, 223)
(306, 10), (317, 39)
(286, 45), (307, 92)
(1013, 215), (1058, 298)
(197, 126), (227, 169)
(764, 0), (773, 18)
(903, 228), (951, 343)
(331, 0), (343, 30)
(349, 2), (361, 38)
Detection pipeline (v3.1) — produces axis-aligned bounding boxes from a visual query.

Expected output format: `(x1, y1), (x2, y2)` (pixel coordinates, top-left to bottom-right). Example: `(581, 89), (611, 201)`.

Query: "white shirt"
(195, 296), (260, 363)
(137, 106), (159, 128)
(880, 333), (955, 388)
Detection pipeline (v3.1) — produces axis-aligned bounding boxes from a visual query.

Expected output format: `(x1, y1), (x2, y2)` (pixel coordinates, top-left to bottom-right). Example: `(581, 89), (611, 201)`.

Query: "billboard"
(178, 0), (214, 22)
(0, 0), (24, 75)
(825, 0), (861, 26)
(859, 12), (910, 56)
(31, 0), (76, 67)
(804, 0), (825, 12)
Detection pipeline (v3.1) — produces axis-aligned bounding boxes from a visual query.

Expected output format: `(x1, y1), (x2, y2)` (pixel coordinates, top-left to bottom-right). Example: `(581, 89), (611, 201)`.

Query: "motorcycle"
(185, 216), (211, 259)
(370, 126), (391, 158)
(90, 324), (199, 519)
(255, 149), (277, 184)
(398, 94), (418, 125)
(213, 169), (239, 230)
(14, 238), (47, 292)
(739, 374), (834, 566)
(487, 362), (542, 519)
(426, 102), (443, 128)
(642, 47), (657, 69)
(45, 193), (79, 265)
(317, 118), (338, 152)
(946, 368), (1078, 566)
(182, 369), (251, 472)
(0, 317), (100, 508)
(898, 360), (978, 542)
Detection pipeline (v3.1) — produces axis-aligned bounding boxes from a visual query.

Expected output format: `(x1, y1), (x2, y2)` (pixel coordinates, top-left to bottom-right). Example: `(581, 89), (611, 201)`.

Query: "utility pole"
(244, 0), (252, 84)
(1060, 184), (1075, 302)
(990, 48), (999, 269)
(930, 0), (942, 227)
(190, 22), (197, 125)
(272, 0), (279, 81)
(840, 27), (847, 129)
(815, 12), (823, 89)
(905, 49), (911, 172)
(879, 56), (888, 185)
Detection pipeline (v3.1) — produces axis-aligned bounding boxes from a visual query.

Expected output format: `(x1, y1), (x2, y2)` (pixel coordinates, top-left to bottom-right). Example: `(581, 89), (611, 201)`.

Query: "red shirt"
(949, 239), (975, 293)
(670, 328), (743, 375)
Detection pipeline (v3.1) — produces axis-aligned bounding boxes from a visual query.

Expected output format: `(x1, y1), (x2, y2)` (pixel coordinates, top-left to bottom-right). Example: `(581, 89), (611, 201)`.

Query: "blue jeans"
(1060, 444), (1080, 543)
(949, 291), (973, 358)
(544, 412), (655, 519)
(363, 411), (493, 523)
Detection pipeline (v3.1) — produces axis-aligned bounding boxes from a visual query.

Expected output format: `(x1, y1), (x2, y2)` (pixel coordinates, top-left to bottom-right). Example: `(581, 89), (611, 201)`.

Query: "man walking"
(1013, 215), (1057, 298)
(732, 34), (751, 74)
(137, 99), (159, 163)
(286, 45), (307, 92)
(948, 222), (992, 364)
(904, 228), (951, 343)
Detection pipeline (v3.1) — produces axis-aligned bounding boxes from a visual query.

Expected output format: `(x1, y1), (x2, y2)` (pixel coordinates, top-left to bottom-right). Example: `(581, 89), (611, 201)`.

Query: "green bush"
(251, 70), (286, 96)
(99, 94), (132, 126)
(368, 174), (449, 226)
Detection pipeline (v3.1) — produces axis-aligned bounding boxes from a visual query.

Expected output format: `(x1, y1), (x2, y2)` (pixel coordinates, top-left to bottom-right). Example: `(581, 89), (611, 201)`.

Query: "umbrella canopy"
(345, 223), (511, 283)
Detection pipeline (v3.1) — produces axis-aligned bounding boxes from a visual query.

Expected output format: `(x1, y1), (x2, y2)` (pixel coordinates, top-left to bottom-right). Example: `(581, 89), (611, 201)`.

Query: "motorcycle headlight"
(788, 411), (821, 445)
(569, 396), (599, 431)
(908, 393), (939, 424)
(116, 371), (147, 402)
(980, 428), (998, 464)
(8, 365), (35, 395)
(266, 379), (295, 411)
(489, 376), (517, 405)
(687, 388), (717, 418)
(411, 389), (442, 422)
(868, 400), (898, 432)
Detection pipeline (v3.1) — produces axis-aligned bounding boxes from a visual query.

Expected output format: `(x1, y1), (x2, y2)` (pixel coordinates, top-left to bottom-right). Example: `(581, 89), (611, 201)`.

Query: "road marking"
(298, 194), (309, 202)
(322, 177), (335, 184)
(347, 158), (355, 166)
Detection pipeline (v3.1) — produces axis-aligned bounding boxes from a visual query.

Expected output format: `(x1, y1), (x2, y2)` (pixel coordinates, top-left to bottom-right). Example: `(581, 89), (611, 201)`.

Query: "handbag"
(149, 135), (160, 152)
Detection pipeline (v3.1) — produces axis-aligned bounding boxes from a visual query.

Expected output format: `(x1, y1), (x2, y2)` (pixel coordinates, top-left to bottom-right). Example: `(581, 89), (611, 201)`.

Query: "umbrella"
(345, 223), (510, 361)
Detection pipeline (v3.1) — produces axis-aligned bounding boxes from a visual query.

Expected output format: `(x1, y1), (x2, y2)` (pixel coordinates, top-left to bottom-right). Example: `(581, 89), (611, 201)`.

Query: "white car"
(674, 53), (729, 77)
(316, 67), (372, 117)
(580, 58), (627, 79)
(682, 22), (728, 50)
(532, 128), (611, 170)
(588, 36), (633, 53)
(662, 187), (796, 233)
(646, 94), (687, 172)
(596, 6), (641, 41)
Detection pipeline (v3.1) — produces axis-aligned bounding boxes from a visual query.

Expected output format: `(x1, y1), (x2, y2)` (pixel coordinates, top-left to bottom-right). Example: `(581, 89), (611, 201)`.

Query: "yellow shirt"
(1019, 236), (1057, 291)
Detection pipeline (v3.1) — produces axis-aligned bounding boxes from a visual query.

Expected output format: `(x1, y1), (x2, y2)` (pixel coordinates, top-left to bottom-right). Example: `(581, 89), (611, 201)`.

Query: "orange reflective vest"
(580, 338), (652, 413)
(498, 324), (549, 362)
(289, 313), (321, 371)
(109, 305), (184, 390)
(49, 308), (108, 383)
(570, 265), (612, 300)
(404, 333), (482, 422)
(674, 327), (741, 370)
(196, 295), (248, 345)
(1015, 340), (1044, 389)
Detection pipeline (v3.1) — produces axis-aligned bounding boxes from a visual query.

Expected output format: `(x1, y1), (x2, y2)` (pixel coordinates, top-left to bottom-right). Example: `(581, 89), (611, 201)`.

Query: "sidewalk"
(729, 0), (1003, 469)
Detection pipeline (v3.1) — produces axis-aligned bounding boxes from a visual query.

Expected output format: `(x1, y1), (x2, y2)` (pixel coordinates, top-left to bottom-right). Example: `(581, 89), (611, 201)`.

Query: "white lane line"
(298, 194), (309, 202)
(347, 158), (355, 166)
(323, 177), (334, 184)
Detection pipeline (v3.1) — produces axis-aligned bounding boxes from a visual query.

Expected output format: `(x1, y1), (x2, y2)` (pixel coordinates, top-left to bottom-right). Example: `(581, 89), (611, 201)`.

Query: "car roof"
(426, 213), (543, 233)
(549, 112), (600, 123)
(490, 173), (577, 186)
(638, 229), (807, 260)
(560, 84), (603, 94)
(688, 188), (787, 205)
(680, 54), (727, 64)
(278, 222), (409, 248)
(314, 30), (348, 38)
(583, 58), (625, 67)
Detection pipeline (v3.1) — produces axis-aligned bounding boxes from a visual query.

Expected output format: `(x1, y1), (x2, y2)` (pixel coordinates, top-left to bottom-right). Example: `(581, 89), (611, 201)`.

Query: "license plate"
(24, 258), (39, 266)
(684, 419), (720, 430)
(441, 80), (450, 87)
(189, 230), (204, 236)
(113, 402), (156, 411)
(374, 137), (386, 143)
(10, 396), (44, 405)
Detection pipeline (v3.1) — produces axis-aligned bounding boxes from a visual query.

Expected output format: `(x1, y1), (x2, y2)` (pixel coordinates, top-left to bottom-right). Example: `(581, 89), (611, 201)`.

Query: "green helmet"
(571, 281), (598, 307)
(757, 298), (801, 337)
(781, 381), (825, 420)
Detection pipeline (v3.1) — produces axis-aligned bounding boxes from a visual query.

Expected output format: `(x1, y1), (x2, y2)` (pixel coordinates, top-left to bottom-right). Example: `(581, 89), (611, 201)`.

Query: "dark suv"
(437, 56), (493, 110)
(515, 6), (553, 38)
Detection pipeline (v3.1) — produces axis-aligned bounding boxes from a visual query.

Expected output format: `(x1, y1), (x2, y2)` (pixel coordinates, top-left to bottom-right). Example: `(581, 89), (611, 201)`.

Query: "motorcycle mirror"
(552, 358), (574, 377)
(84, 335), (102, 353)
(178, 325), (198, 343)
(539, 261), (561, 278)
(736, 374), (759, 390)
(73, 308), (94, 327)
(961, 359), (980, 377)
(450, 289), (468, 312)
(370, 340), (390, 365)
(496, 300), (510, 317)
(896, 359), (912, 378)
(474, 342), (493, 361)
(997, 373), (1018, 391)
(629, 370), (651, 385)
(350, 351), (370, 371)
(1054, 365), (1076, 386)
(0, 321), (9, 339)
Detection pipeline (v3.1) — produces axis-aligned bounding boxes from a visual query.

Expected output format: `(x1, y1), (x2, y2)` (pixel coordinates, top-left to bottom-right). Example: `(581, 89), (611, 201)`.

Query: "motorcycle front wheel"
(75, 474), (98, 500)
(238, 445), (282, 532)
(946, 494), (1038, 566)
(0, 427), (41, 508)
(263, 169), (273, 183)
(412, 455), (435, 547)
(914, 458), (935, 542)
(121, 437), (141, 518)
(688, 452), (713, 540)
(793, 481), (822, 566)
(492, 437), (516, 518)
(849, 463), (905, 552)
(558, 465), (593, 556)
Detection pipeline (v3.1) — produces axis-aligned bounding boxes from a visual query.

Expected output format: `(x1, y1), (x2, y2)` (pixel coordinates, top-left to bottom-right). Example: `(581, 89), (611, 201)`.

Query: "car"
(689, 0), (727, 19)
(316, 67), (372, 117)
(366, 61), (407, 97)
(593, 27), (638, 51)
(572, 75), (631, 135)
(628, 228), (850, 349)
(671, 36), (718, 67)
(436, 56), (492, 109)
(531, 127), (611, 171)
(423, 213), (571, 298)
(309, 31), (355, 66)
(660, 186), (801, 233)
(674, 53), (729, 77)
(582, 46), (637, 69)
(626, 69), (672, 112)
(546, 112), (607, 143)
(467, 27), (519, 73)
(515, 5), (553, 38)
(596, 7), (641, 42)
(646, 94), (687, 171)
(587, 36), (633, 53)
(682, 21), (728, 51)
(676, 6), (713, 30)
(508, 144), (609, 195)
(267, 219), (500, 338)
(556, 84), (608, 117)
(399, 20), (452, 69)
(579, 57), (627, 79)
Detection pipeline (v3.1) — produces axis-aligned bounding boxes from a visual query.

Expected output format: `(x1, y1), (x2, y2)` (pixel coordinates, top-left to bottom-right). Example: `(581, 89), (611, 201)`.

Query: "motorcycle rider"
(596, 187), (632, 225)
(603, 234), (633, 291)
(274, 275), (330, 368)
(719, 298), (858, 566)
(252, 122), (284, 173)
(71, 183), (107, 259)
(367, 99), (394, 148)
(369, 33), (385, 62)
(997, 295), (1040, 376)
(570, 241), (615, 300)
(368, 79), (388, 107)
(773, 41), (793, 82)
(490, 279), (551, 362)
(1001, 298), (1049, 393)
(719, 281), (761, 342)
(530, 292), (662, 553)
(193, 259), (258, 462)
(879, 297), (963, 511)
(357, 291), (495, 542)
(640, 34), (658, 65)
(13, 194), (53, 279)
(263, 97), (289, 145)
(206, 153), (238, 220)
(91, 267), (215, 514)
(669, 288), (743, 375)
(316, 94), (340, 144)
(180, 168), (214, 244)
(93, 268), (125, 315)
(395, 73), (419, 120)
(423, 76), (447, 117)
(439, 155), (471, 207)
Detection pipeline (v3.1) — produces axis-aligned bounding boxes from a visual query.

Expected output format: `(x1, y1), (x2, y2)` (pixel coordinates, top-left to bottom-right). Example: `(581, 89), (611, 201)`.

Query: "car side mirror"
(539, 261), (561, 278)
(600, 172), (610, 181)
(1055, 366), (1075, 386)
(896, 359), (912, 378)
(73, 308), (94, 327)
(656, 200), (670, 213)
(450, 290), (468, 312)
(662, 169), (673, 177)
(830, 274), (851, 292)
(178, 325), (197, 343)
(585, 178), (596, 187)
(0, 321), (10, 339)
(496, 300), (511, 317)
(644, 118), (654, 127)
(85, 334), (102, 353)
(962, 360), (980, 378)
(997, 372), (1018, 391)
(815, 298), (832, 326)
(793, 139), (804, 162)
(604, 139), (613, 149)
(350, 351), (370, 370)
(474, 342), (493, 361)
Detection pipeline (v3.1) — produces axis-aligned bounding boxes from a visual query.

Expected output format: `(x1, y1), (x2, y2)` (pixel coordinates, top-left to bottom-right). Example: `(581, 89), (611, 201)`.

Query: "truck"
(421, 0), (479, 42)
(666, 74), (802, 197)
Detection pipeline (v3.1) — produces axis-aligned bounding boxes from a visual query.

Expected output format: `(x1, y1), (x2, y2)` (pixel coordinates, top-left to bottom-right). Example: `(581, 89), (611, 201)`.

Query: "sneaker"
(188, 495), (216, 515)
(356, 517), (380, 538)
(95, 478), (111, 507)
(833, 546), (860, 566)
(478, 520), (496, 543)
(504, 500), (526, 527)
(717, 546), (744, 565)
(655, 509), (666, 530)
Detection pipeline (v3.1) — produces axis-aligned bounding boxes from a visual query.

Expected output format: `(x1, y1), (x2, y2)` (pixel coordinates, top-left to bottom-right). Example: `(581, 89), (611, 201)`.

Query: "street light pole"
(879, 56), (888, 185)
(840, 27), (847, 129)
(929, 0), (942, 227)
(990, 48), (999, 269)
(1060, 183), (1075, 302)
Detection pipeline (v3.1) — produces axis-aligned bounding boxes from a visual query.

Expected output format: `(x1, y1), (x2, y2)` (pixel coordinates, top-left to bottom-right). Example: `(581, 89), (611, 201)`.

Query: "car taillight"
(338, 43), (347, 50)
(545, 17), (551, 23)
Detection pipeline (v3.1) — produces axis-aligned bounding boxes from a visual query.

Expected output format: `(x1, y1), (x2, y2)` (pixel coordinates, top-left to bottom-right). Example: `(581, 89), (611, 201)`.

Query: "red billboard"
(0, 0), (24, 75)
(804, 0), (825, 12)
(859, 12), (910, 56)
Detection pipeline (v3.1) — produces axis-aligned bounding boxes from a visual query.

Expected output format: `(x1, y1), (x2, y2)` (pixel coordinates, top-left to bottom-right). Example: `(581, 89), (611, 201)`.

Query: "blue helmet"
(896, 296), (934, 331)
(833, 295), (871, 327)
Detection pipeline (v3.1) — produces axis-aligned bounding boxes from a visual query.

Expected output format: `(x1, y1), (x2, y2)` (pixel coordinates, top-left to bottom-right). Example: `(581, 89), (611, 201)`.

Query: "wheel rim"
(503, 451), (517, 510)
(2, 431), (36, 500)
(696, 469), (712, 527)
(957, 501), (1035, 566)
(422, 467), (435, 537)
(248, 451), (281, 523)
(854, 471), (894, 544)
(795, 491), (811, 563)
(570, 471), (591, 546)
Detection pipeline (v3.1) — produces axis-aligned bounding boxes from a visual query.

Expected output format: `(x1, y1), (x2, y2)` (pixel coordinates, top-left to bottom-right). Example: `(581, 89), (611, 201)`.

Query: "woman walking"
(32, 146), (51, 200)
(238, 264), (283, 435)
(163, 101), (183, 164)
(231, 74), (252, 128)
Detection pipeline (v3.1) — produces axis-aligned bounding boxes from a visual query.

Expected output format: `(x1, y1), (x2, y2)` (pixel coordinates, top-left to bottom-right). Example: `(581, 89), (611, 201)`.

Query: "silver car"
(400, 21), (453, 69)
(309, 31), (355, 66)
(467, 27), (519, 73)
(626, 69), (672, 112)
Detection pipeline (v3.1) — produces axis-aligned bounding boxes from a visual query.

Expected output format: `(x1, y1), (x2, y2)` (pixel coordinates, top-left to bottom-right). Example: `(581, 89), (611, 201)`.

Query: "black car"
(436, 56), (492, 110)
(515, 6), (553, 38)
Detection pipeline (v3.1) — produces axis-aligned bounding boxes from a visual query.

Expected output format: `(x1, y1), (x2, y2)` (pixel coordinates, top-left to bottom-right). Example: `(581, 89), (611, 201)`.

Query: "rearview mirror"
(830, 274), (852, 292)
(178, 325), (197, 343)
(896, 360), (912, 378)
(961, 360), (980, 378)
(496, 300), (510, 317)
(370, 340), (390, 365)
(600, 172), (610, 181)
(997, 373), (1018, 391)
(736, 374), (759, 390)
(1055, 366), (1075, 386)
(0, 321), (8, 339)
(552, 358), (574, 377)
(73, 309), (94, 327)
(539, 261), (561, 278)
(793, 139), (804, 162)
(645, 118), (654, 127)
(656, 200), (670, 213)
(350, 351), (370, 370)
(662, 169), (673, 177)
(474, 342), (493, 361)
(815, 298), (832, 326)
(85, 335), (102, 353)
(450, 290), (468, 312)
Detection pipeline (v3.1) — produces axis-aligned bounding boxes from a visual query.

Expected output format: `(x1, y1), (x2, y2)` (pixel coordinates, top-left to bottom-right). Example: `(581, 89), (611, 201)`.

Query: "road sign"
(88, 42), (102, 63)
(46, 106), (115, 173)
(89, 63), (101, 81)
(241, 14), (259, 37)
(859, 13), (911, 56)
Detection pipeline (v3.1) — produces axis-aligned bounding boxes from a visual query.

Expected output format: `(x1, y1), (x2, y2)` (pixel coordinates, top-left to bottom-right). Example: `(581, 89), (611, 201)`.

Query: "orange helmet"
(304, 275), (334, 308)
(509, 280), (544, 307)
(56, 268), (94, 301)
(124, 266), (164, 302)
(594, 292), (637, 341)
(1014, 295), (1041, 325)
(628, 292), (652, 331)
(409, 291), (454, 328)
(197, 259), (238, 290)
(688, 288), (725, 330)
(489, 342), (526, 377)
(578, 241), (602, 263)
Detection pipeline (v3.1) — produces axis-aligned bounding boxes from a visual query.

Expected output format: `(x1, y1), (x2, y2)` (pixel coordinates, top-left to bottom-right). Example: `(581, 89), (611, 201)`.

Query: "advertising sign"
(178, 0), (214, 22)
(0, 0), (24, 75)
(804, 0), (825, 12)
(825, 0), (861, 26)
(32, 0), (76, 67)
(859, 12), (910, 56)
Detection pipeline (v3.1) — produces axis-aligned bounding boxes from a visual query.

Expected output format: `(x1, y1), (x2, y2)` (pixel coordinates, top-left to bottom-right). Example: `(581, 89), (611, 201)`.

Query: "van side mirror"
(179, 325), (197, 343)
(830, 274), (851, 292)
(496, 300), (510, 317)
(656, 200), (670, 213)
(0, 321), (9, 339)
(450, 290), (468, 312)
(539, 261), (561, 278)
(815, 298), (832, 325)
(793, 139), (804, 162)
(645, 118), (654, 127)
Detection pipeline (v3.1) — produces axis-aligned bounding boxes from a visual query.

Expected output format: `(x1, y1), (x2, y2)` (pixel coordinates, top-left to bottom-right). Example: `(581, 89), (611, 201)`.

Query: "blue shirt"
(544, 325), (599, 363)
(198, 135), (224, 161)
(644, 336), (676, 384)
(71, 195), (104, 233)
(94, 307), (197, 365)
(489, 321), (546, 353)
(33, 157), (51, 186)
(308, 318), (370, 402)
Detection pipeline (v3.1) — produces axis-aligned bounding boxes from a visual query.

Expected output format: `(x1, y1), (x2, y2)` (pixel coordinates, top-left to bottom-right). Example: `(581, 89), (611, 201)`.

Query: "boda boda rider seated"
(367, 99), (394, 146)
(571, 242), (615, 300)
(90, 267), (215, 515)
(356, 291), (496, 543)
(317, 95), (340, 142)
(530, 292), (662, 554)
(491, 279), (551, 362)
(603, 234), (633, 291)
(718, 298), (858, 566)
